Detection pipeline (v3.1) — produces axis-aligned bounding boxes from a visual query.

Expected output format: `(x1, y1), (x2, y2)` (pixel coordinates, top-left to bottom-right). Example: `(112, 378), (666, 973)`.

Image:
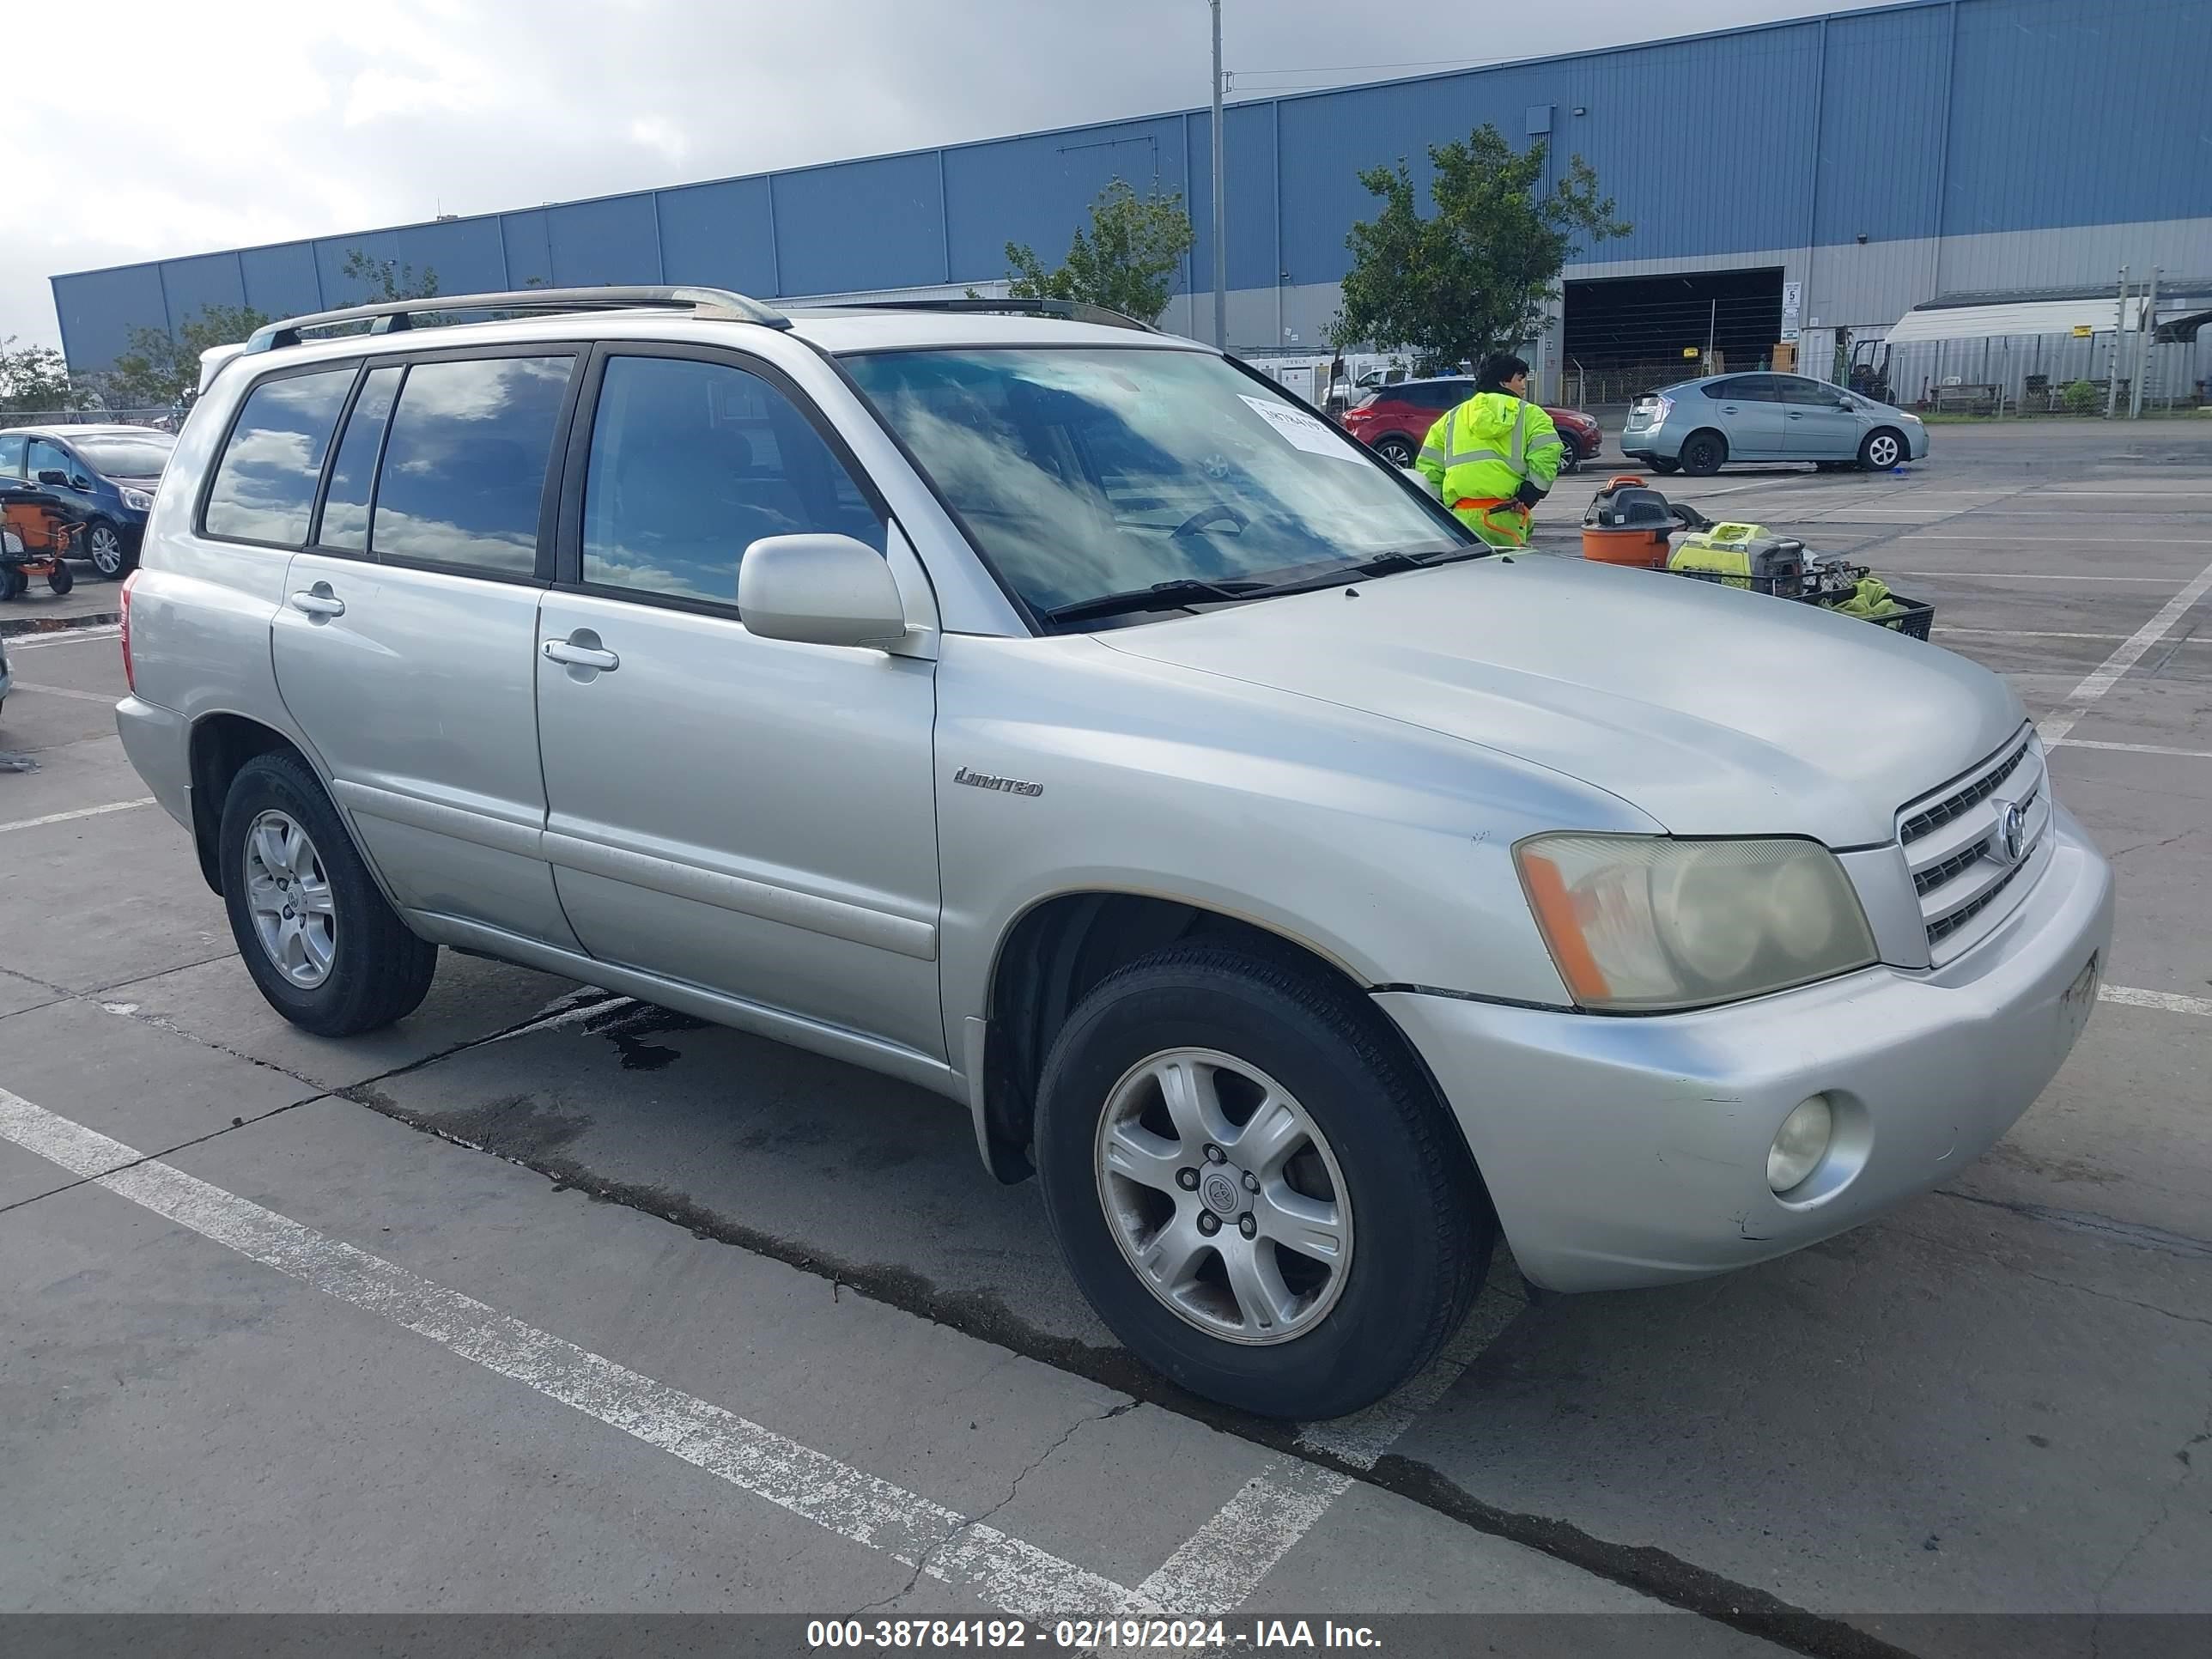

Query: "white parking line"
(2054, 738), (2212, 762)
(2100, 985), (2212, 1018)
(2, 625), (120, 650)
(9, 681), (118, 705)
(0, 1086), (1143, 1620)
(1898, 535), (2212, 544)
(1936, 629), (2133, 641)
(2037, 558), (2212, 748)
(1132, 1460), (1352, 1613)
(0, 798), (155, 835)
(1894, 572), (2178, 584)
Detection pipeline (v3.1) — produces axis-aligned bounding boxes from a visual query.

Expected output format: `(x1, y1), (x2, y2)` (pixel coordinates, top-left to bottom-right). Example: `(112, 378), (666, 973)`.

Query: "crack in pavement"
(2087, 1381), (2212, 1659)
(846, 1399), (1139, 1619)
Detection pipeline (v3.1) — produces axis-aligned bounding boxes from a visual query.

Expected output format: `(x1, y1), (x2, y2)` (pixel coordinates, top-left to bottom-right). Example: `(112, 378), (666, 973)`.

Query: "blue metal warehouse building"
(49, 0), (2212, 403)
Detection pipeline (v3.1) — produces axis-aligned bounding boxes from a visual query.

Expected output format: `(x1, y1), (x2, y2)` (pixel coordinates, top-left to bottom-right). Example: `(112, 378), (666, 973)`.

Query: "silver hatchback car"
(117, 288), (2105, 1419)
(1623, 372), (1930, 476)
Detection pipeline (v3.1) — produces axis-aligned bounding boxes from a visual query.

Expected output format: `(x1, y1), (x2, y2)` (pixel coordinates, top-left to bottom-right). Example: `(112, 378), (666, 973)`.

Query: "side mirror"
(35, 469), (69, 487)
(737, 533), (908, 649)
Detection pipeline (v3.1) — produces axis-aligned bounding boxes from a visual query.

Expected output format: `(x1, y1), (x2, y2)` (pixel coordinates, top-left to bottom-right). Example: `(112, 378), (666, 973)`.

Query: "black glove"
(1513, 478), (1548, 509)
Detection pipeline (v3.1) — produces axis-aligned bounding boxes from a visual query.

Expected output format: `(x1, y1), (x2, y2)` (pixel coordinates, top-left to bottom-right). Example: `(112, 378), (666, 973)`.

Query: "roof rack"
(242, 285), (789, 355)
(823, 296), (1158, 334)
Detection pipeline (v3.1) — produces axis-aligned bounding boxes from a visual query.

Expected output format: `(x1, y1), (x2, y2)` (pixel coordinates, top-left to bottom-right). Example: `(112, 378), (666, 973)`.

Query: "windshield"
(72, 435), (173, 477)
(841, 346), (1466, 619)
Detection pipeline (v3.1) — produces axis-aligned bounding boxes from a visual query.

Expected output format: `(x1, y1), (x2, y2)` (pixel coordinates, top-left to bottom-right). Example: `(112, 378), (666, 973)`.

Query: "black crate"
(1669, 567), (1936, 640)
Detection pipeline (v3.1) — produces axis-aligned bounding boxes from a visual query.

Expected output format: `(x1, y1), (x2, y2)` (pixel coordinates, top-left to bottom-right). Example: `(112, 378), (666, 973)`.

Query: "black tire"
(1678, 430), (1728, 476)
(1554, 432), (1582, 474)
(83, 520), (129, 579)
(1372, 434), (1418, 467)
(1035, 939), (1492, 1419)
(1648, 457), (1681, 475)
(46, 562), (73, 596)
(1, 568), (25, 601)
(219, 750), (437, 1036)
(1858, 428), (1906, 471)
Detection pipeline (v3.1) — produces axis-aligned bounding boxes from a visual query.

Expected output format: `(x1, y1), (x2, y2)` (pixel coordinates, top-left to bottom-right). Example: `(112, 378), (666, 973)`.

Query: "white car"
(115, 288), (2110, 1419)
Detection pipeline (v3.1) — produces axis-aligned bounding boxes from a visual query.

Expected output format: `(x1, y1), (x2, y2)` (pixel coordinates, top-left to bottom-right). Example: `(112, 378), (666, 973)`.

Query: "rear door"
(533, 345), (944, 1060)
(1778, 375), (1865, 459)
(263, 347), (586, 950)
(1699, 375), (1787, 460)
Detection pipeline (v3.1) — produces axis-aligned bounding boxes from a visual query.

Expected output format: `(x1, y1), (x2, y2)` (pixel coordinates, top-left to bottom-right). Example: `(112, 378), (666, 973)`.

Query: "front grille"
(1927, 855), (2034, 945)
(1899, 738), (2030, 844)
(1896, 726), (2050, 960)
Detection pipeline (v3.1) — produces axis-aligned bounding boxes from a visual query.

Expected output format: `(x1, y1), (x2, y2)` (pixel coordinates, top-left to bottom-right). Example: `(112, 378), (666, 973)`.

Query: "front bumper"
(1902, 422), (1932, 460)
(1379, 805), (2113, 1291)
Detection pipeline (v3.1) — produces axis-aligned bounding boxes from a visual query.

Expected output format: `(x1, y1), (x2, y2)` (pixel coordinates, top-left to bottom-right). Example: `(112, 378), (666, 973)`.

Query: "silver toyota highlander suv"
(116, 287), (2112, 1419)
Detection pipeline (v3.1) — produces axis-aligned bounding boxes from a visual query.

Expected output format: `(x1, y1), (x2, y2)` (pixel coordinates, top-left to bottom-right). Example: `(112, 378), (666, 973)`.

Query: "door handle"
(289, 586), (344, 620)
(542, 637), (619, 672)
(1786, 410), (1804, 419)
(1721, 404), (1741, 414)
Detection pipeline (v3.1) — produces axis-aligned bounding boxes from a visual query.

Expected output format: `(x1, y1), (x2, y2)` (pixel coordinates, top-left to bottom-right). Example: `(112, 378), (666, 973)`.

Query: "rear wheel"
(220, 750), (438, 1036)
(1859, 428), (1905, 470)
(0, 568), (25, 601)
(1679, 430), (1728, 477)
(1372, 434), (1418, 467)
(1035, 939), (1491, 1419)
(84, 520), (129, 579)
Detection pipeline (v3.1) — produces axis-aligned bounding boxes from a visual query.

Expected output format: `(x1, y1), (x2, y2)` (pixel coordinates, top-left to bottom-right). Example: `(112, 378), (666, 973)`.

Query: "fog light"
(1767, 1095), (1833, 1194)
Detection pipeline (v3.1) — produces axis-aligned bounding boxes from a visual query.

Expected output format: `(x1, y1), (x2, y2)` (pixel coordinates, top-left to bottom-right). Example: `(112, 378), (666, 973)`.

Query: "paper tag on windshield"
(1238, 395), (1364, 462)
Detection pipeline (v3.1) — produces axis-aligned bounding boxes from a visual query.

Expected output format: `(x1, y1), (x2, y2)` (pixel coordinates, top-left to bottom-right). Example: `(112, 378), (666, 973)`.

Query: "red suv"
(1340, 378), (1602, 474)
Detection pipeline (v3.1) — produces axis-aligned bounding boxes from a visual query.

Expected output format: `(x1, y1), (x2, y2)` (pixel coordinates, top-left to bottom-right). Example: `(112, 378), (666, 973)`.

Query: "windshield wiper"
(1042, 577), (1270, 625)
(1342, 546), (1492, 577)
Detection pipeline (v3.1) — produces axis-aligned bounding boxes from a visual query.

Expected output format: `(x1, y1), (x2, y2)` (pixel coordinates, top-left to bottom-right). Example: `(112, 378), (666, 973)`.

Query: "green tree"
(341, 247), (441, 302)
(1328, 125), (1630, 370)
(2063, 379), (2098, 416)
(0, 337), (88, 415)
(100, 303), (273, 408)
(1003, 179), (1195, 325)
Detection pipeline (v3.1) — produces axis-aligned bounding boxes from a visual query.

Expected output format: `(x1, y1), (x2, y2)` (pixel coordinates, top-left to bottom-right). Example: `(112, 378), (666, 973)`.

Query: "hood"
(1097, 556), (2023, 847)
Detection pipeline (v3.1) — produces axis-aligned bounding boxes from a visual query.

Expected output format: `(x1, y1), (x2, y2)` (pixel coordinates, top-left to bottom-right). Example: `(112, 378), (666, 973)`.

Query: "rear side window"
(318, 366), (401, 552)
(580, 355), (884, 604)
(371, 356), (572, 577)
(203, 368), (356, 544)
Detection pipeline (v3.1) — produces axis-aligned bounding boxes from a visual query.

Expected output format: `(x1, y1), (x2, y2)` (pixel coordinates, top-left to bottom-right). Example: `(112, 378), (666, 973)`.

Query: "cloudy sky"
(9, 0), (1827, 350)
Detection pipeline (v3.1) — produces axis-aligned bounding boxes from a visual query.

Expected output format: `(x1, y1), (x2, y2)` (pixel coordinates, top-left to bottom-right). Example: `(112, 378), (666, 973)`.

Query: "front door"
(534, 348), (945, 1060)
(1779, 376), (1865, 460)
(1705, 375), (1789, 461)
(265, 349), (585, 951)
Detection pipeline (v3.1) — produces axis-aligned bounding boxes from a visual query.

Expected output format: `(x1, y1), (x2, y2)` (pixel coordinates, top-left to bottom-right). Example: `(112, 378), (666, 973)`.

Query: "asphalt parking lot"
(1, 418), (2207, 1657)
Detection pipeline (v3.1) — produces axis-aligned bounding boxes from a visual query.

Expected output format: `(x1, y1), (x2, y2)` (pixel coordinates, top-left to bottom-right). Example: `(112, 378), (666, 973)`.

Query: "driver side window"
(580, 355), (885, 605)
(27, 439), (76, 482)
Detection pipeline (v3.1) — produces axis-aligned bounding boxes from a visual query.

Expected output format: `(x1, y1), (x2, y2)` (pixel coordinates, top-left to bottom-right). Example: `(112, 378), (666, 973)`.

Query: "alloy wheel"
(243, 810), (337, 988)
(1094, 1048), (1353, 1346)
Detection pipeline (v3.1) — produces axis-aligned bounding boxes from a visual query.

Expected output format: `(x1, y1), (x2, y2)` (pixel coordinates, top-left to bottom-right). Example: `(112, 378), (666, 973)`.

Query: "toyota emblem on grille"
(1993, 798), (2028, 866)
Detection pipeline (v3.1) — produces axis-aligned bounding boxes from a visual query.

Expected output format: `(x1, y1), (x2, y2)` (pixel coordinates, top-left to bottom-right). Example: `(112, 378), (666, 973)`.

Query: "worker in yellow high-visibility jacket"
(1413, 354), (1564, 548)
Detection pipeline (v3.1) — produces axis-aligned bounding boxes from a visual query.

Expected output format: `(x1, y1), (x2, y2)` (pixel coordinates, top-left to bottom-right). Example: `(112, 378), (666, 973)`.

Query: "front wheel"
(46, 562), (73, 596)
(1859, 428), (1905, 470)
(1036, 939), (1492, 1419)
(1371, 434), (1418, 467)
(220, 750), (438, 1036)
(83, 520), (129, 580)
(1555, 432), (1583, 474)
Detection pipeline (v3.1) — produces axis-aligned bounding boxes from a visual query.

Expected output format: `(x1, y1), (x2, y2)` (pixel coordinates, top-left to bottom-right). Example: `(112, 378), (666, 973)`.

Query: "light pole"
(1210, 0), (1226, 350)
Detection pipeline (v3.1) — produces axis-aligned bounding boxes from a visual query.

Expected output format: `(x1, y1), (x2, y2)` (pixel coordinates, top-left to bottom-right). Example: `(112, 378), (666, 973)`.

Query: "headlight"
(120, 487), (155, 512)
(1514, 835), (1877, 1012)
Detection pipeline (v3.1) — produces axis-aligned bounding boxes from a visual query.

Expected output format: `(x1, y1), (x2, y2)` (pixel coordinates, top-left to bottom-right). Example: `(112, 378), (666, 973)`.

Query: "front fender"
(933, 633), (1657, 1043)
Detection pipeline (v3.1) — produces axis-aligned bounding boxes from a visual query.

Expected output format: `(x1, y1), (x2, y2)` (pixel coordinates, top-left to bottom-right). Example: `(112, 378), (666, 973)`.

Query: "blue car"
(1620, 373), (1929, 477)
(0, 424), (177, 579)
